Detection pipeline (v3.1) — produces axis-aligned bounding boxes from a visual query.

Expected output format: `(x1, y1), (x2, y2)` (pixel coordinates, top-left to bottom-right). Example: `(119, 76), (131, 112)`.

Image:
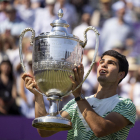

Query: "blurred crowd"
(0, 0), (140, 120)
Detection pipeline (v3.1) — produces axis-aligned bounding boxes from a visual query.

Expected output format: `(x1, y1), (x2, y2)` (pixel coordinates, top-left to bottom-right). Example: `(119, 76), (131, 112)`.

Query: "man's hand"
(21, 73), (40, 96)
(69, 63), (84, 97)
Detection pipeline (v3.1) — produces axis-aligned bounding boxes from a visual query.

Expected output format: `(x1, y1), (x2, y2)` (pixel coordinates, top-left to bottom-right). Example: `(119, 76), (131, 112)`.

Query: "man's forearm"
(35, 94), (47, 118)
(34, 94), (60, 137)
(22, 74), (60, 137)
(76, 98), (130, 137)
(76, 99), (107, 136)
(76, 99), (124, 137)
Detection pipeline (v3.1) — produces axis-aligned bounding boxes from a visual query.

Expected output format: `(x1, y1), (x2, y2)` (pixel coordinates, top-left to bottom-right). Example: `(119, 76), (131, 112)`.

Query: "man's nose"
(101, 62), (107, 68)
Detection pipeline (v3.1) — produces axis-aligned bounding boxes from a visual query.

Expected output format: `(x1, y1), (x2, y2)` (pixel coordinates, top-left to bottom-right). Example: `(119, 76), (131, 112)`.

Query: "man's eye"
(99, 61), (103, 64)
(109, 62), (115, 65)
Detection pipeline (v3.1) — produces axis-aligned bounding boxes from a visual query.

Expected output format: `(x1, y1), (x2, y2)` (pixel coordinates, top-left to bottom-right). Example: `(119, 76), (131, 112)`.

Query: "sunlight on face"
(97, 55), (120, 84)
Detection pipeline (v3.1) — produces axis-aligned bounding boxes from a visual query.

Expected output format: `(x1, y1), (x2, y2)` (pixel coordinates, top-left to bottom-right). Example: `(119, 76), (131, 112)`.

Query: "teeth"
(100, 70), (106, 73)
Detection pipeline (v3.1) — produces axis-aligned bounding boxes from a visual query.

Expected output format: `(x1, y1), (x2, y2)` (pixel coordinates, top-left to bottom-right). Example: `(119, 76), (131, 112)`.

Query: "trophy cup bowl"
(19, 9), (100, 131)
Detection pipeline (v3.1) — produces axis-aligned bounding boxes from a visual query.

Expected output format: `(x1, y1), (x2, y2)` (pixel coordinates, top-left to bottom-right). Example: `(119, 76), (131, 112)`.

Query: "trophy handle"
(19, 28), (46, 97)
(19, 28), (35, 72)
(69, 26), (100, 95)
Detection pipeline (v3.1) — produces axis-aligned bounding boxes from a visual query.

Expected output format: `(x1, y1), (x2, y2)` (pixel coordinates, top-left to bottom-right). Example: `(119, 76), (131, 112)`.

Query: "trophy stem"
(32, 94), (72, 131)
(48, 95), (61, 116)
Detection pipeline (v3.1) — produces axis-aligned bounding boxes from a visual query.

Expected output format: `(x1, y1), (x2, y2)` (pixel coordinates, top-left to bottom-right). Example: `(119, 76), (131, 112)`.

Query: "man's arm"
(34, 94), (70, 137)
(70, 64), (131, 137)
(22, 73), (70, 137)
(34, 94), (57, 137)
(76, 99), (130, 137)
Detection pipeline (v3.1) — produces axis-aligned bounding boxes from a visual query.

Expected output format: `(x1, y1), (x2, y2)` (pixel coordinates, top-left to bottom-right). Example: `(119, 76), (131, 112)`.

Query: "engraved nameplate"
(34, 38), (78, 62)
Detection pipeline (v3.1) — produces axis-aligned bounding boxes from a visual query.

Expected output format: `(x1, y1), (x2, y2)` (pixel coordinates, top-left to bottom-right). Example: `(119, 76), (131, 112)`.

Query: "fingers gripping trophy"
(19, 9), (100, 131)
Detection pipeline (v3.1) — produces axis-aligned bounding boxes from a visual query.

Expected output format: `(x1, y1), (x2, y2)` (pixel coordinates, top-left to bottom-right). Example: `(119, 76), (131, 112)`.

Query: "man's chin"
(97, 76), (107, 83)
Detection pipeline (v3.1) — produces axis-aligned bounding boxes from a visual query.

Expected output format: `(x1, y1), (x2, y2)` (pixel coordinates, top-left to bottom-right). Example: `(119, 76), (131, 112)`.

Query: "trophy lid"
(50, 9), (69, 28)
(37, 9), (78, 40)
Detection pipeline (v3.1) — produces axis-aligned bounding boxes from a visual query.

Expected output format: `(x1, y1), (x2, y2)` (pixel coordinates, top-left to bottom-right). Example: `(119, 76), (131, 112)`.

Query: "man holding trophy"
(20, 9), (136, 140)
(22, 50), (136, 139)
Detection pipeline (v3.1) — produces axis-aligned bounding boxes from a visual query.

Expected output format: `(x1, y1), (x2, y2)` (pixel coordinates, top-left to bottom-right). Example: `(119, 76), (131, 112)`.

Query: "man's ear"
(119, 71), (125, 80)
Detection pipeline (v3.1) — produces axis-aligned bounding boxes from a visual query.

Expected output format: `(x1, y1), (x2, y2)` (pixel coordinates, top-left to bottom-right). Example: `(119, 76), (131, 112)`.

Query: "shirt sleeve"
(62, 99), (76, 119)
(112, 98), (136, 126)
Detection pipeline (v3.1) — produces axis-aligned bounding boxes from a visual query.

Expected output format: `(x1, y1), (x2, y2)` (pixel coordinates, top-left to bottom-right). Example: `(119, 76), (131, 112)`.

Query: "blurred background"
(0, 0), (140, 139)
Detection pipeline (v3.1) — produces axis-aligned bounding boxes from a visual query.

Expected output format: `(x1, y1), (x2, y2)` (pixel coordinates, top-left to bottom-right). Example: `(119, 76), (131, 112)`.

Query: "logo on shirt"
(91, 105), (96, 109)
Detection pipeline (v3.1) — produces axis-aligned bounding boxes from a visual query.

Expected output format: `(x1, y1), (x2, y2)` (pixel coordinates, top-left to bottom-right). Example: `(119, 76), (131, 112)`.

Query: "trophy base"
(32, 116), (72, 131)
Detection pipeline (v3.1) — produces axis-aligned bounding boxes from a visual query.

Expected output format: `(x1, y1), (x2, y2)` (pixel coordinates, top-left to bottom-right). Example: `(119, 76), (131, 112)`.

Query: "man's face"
(117, 8), (125, 18)
(97, 55), (121, 84)
(82, 13), (91, 24)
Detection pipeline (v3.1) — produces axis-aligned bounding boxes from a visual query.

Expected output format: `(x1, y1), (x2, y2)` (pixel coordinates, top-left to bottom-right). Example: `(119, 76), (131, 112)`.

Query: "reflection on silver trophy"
(19, 9), (100, 131)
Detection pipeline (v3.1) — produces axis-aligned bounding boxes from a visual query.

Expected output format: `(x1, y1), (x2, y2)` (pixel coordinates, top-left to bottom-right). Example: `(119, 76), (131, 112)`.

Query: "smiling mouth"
(99, 69), (108, 75)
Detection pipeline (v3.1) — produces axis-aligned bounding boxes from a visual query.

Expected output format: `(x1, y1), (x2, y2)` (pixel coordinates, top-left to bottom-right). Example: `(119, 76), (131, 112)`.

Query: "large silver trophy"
(19, 9), (99, 131)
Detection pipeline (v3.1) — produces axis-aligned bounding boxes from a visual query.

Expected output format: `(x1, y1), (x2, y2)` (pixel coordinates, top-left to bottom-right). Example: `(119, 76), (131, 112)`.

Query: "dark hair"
(101, 50), (129, 84)
(0, 59), (14, 81)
